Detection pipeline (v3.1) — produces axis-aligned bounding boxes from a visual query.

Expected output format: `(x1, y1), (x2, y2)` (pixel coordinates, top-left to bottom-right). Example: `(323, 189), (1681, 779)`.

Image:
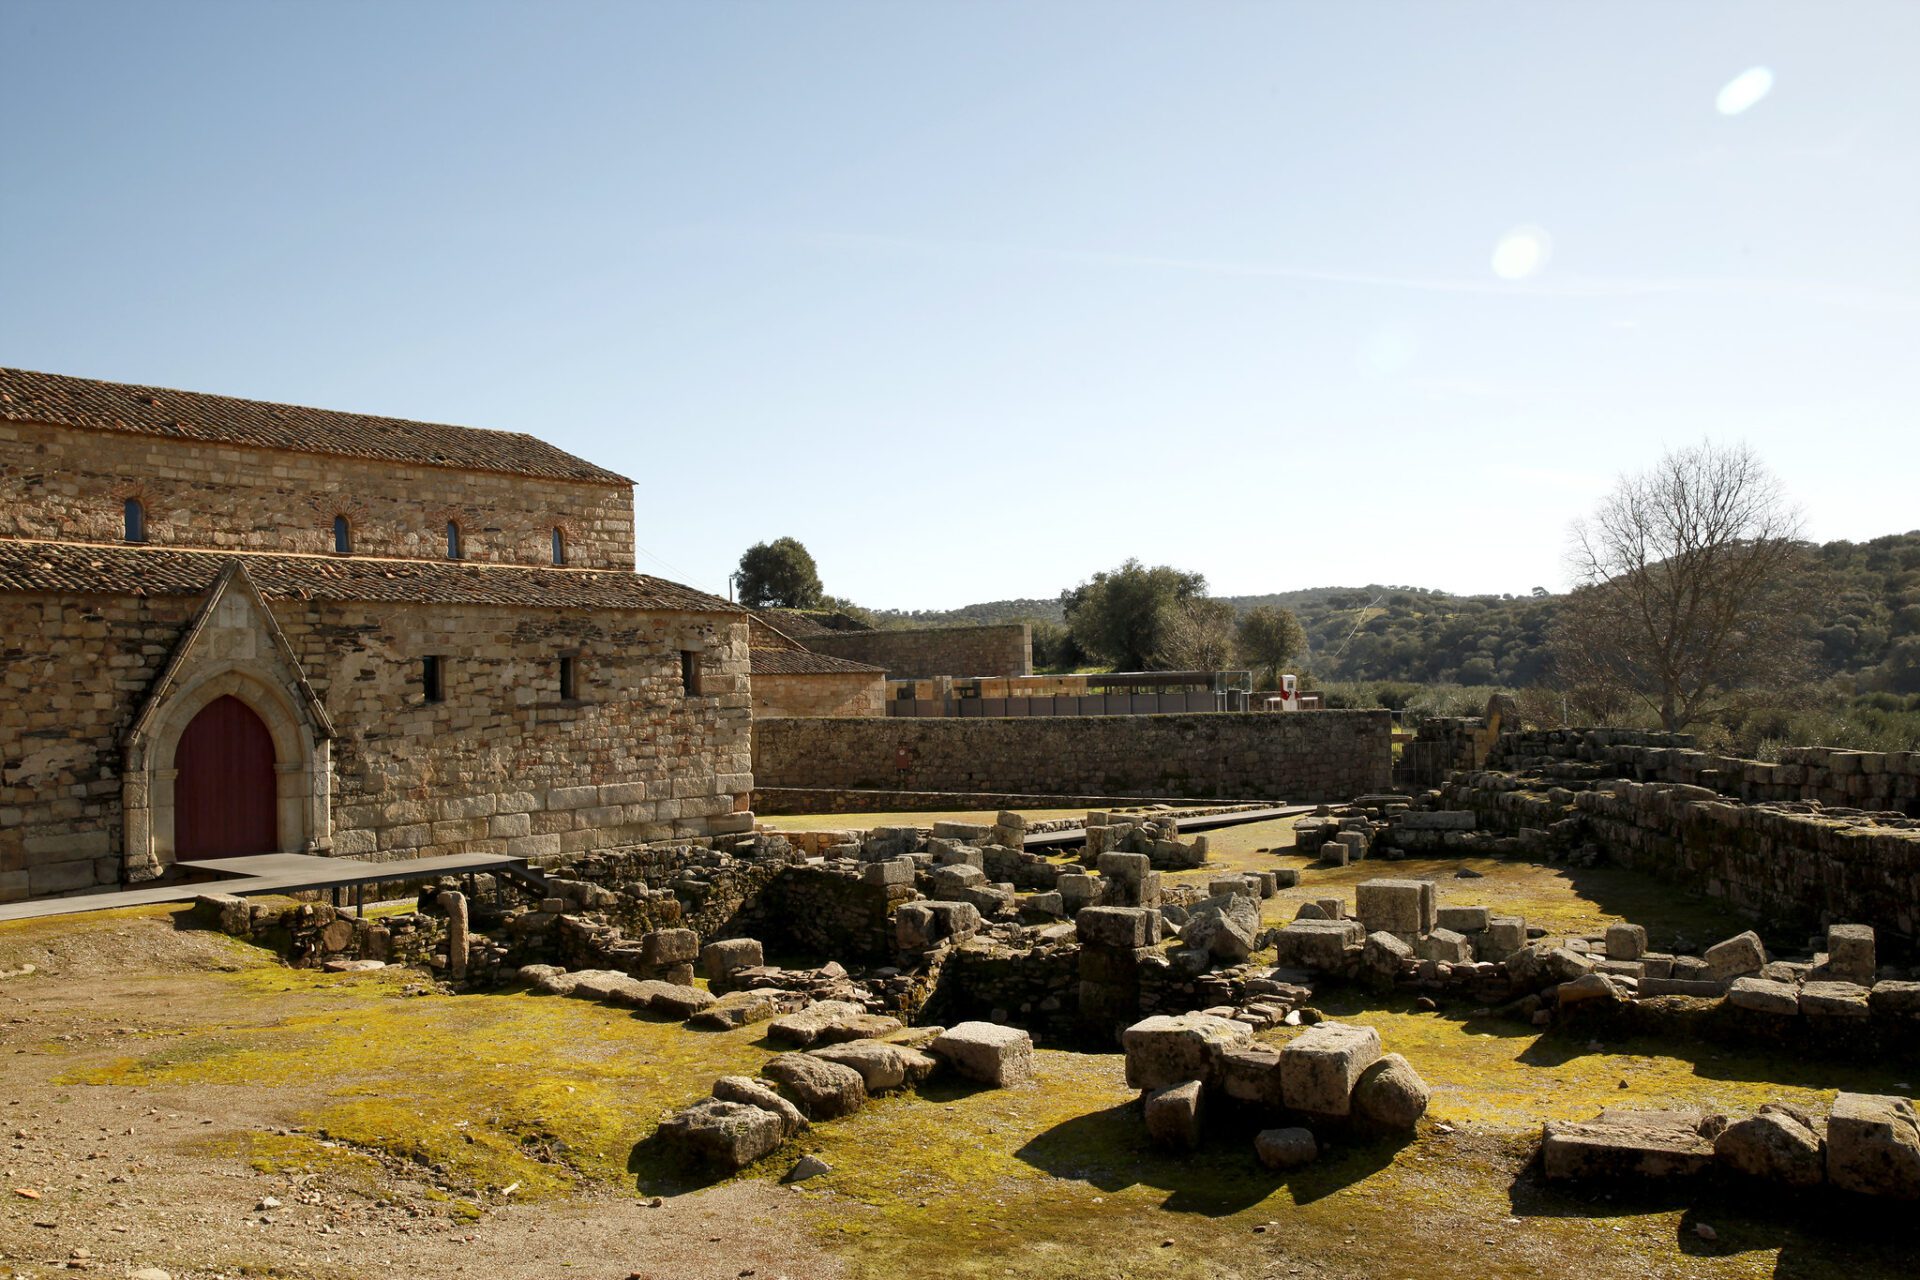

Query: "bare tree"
(1552, 441), (1814, 732)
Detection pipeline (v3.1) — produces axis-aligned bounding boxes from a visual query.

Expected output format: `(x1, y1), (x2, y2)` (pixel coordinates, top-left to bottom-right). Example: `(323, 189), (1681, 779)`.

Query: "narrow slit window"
(551, 527), (566, 566)
(680, 649), (702, 696)
(422, 655), (444, 704)
(559, 655), (577, 701)
(445, 520), (462, 560)
(333, 514), (352, 554)
(123, 498), (146, 543)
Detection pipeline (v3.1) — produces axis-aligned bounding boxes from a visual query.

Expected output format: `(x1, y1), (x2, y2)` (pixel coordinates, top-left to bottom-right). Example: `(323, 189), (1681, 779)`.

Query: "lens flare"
(1716, 66), (1774, 116)
(1490, 226), (1552, 281)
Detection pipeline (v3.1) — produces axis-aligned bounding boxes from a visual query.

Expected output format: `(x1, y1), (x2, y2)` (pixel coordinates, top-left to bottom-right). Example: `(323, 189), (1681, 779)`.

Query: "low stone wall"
(1441, 771), (1920, 949)
(753, 786), (1277, 815)
(802, 623), (1032, 679)
(752, 712), (1392, 804)
(1491, 728), (1920, 817)
(749, 671), (887, 719)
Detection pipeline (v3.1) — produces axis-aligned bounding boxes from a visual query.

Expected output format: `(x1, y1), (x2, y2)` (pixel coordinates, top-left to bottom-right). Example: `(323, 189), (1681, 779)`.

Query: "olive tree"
(736, 537), (825, 609)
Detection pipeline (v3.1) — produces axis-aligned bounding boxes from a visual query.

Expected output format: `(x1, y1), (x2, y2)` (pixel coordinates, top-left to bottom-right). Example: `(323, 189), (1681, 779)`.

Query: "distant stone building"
(0, 368), (752, 901)
(747, 615), (885, 718)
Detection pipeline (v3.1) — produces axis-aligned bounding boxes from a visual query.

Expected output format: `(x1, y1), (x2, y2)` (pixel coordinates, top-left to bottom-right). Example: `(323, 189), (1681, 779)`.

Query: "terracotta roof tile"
(749, 647), (885, 676)
(0, 540), (737, 614)
(0, 367), (630, 485)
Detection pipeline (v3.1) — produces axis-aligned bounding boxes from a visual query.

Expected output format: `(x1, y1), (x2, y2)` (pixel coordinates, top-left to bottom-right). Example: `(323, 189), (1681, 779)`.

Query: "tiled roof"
(0, 540), (738, 614)
(749, 647), (885, 676)
(752, 608), (856, 638)
(0, 367), (630, 485)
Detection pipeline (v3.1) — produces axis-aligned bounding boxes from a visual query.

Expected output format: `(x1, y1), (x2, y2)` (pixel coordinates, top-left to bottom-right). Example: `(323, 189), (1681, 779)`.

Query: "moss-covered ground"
(10, 830), (1916, 1278)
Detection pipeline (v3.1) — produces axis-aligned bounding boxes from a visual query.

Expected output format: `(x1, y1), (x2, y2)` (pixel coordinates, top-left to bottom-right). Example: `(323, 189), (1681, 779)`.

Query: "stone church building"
(0, 368), (753, 901)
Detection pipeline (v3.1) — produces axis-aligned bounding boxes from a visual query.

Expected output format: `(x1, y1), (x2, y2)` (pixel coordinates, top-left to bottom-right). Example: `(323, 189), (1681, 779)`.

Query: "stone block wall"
(749, 671), (886, 719)
(801, 623), (1032, 679)
(0, 419), (635, 570)
(752, 711), (1393, 803)
(1492, 728), (1920, 816)
(0, 590), (752, 900)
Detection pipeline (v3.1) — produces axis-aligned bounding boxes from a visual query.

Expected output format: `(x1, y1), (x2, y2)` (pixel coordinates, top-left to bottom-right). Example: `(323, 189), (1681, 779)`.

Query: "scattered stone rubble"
(1121, 1010), (1430, 1163)
(1540, 1092), (1920, 1200)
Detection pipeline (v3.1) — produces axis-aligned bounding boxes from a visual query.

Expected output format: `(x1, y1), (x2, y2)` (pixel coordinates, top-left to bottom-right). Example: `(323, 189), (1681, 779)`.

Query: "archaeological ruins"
(2, 367), (1917, 1274)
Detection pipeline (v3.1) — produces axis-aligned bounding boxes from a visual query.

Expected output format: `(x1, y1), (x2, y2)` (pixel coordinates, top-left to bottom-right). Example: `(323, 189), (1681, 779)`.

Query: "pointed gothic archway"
(173, 695), (279, 858)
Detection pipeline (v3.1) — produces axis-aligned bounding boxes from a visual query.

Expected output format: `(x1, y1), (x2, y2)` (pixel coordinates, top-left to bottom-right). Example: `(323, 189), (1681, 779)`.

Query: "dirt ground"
(0, 820), (1914, 1280)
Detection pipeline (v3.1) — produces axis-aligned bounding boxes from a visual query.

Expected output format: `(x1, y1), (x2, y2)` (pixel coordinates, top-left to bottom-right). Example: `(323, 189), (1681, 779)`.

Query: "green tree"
(736, 537), (825, 609)
(1060, 559), (1209, 670)
(1236, 605), (1307, 688)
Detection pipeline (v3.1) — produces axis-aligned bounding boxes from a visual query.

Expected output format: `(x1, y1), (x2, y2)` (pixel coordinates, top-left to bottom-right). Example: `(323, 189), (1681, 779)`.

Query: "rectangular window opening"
(680, 649), (702, 697)
(422, 655), (445, 704)
(559, 654), (577, 701)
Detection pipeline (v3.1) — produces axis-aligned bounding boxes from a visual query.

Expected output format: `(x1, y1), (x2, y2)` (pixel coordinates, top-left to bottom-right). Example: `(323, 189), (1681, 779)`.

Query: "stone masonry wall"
(749, 671), (886, 719)
(0, 590), (752, 900)
(1490, 728), (1920, 817)
(801, 623), (1032, 679)
(752, 711), (1393, 803)
(0, 418), (635, 570)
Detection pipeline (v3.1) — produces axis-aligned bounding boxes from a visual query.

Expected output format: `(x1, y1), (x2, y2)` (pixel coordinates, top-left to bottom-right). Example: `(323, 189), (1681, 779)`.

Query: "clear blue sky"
(4, 2), (1915, 608)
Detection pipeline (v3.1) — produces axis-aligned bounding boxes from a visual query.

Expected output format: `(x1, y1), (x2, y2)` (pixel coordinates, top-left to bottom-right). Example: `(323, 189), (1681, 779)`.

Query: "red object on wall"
(174, 695), (278, 858)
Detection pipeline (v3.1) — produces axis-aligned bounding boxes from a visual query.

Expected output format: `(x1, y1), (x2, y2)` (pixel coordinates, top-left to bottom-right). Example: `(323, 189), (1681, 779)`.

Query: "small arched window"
(445, 520), (462, 560)
(123, 498), (146, 543)
(551, 527), (566, 566)
(333, 515), (352, 554)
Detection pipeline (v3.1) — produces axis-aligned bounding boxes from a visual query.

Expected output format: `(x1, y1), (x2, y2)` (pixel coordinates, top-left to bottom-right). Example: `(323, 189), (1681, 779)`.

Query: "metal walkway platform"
(1021, 804), (1312, 850)
(0, 851), (547, 924)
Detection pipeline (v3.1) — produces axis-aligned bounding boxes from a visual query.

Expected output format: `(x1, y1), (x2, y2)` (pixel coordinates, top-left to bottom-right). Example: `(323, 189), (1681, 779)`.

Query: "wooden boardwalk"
(0, 851), (547, 924)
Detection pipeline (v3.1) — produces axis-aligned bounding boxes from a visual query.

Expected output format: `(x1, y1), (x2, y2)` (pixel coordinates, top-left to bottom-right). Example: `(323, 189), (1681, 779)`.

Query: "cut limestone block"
(1362, 930), (1414, 984)
(1122, 1012), (1252, 1091)
(640, 928), (699, 967)
(1480, 916), (1527, 961)
(1714, 1105), (1824, 1188)
(1435, 905), (1490, 933)
(861, 859), (914, 888)
(1271, 919), (1364, 971)
(1355, 879), (1435, 935)
(1416, 928), (1473, 964)
(1144, 1080), (1205, 1151)
(657, 1098), (784, 1171)
(896, 900), (982, 951)
(762, 1053), (868, 1120)
(1097, 851), (1151, 882)
(1350, 1052), (1430, 1133)
(1799, 981), (1871, 1018)
(1726, 977), (1800, 1016)
(1703, 931), (1768, 982)
(711, 1075), (807, 1140)
(768, 1000), (870, 1048)
(931, 1021), (1035, 1087)
(687, 988), (800, 1031)
(1076, 906), (1162, 949)
(807, 1041), (934, 1093)
(1181, 894), (1262, 961)
(1218, 1043), (1285, 1107)
(1827, 1093), (1920, 1199)
(1279, 1021), (1382, 1118)
(1254, 1126), (1318, 1170)
(701, 937), (764, 988)
(1604, 923), (1647, 962)
(1826, 924), (1876, 986)
(1870, 981), (1920, 1016)
(1540, 1109), (1723, 1180)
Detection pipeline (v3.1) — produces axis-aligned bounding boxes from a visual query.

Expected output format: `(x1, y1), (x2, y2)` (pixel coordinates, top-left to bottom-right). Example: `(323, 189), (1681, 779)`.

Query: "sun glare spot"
(1716, 66), (1774, 116)
(1490, 226), (1551, 281)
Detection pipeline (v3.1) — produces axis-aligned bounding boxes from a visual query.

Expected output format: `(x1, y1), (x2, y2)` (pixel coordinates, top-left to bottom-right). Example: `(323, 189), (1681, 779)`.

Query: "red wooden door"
(174, 695), (278, 858)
